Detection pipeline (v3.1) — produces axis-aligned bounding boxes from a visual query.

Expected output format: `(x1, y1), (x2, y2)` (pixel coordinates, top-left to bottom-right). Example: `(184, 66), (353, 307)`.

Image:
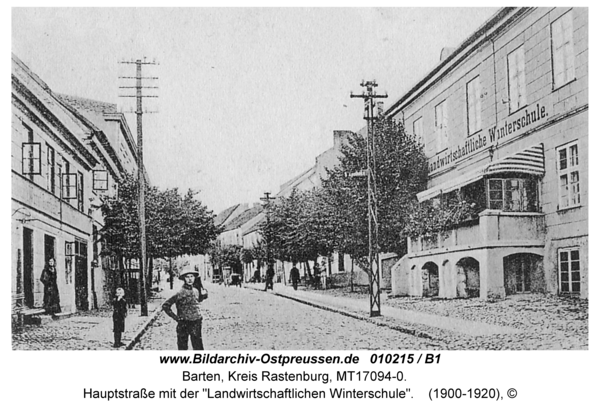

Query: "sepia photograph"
(10, 7), (588, 353)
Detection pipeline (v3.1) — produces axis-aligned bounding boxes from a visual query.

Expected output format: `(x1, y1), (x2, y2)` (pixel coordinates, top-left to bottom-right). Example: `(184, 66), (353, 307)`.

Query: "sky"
(11, 7), (499, 214)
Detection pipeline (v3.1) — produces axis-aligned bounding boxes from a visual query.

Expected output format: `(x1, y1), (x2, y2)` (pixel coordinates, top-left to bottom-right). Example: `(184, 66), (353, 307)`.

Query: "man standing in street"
(290, 263), (300, 290)
(162, 271), (205, 350)
(264, 263), (275, 291)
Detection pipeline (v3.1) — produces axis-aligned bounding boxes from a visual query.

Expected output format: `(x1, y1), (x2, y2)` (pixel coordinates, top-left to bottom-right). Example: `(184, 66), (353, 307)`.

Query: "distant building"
(387, 8), (588, 299)
(274, 130), (370, 286)
(11, 54), (139, 321)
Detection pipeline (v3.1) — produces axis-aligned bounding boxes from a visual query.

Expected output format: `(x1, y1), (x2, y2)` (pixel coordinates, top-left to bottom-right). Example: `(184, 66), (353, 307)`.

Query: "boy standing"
(162, 271), (205, 350)
(112, 287), (127, 348)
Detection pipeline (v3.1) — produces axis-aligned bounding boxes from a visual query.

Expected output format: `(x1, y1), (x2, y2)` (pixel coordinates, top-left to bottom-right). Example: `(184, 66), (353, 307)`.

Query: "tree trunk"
(350, 257), (355, 293)
(169, 256), (174, 290)
(146, 257), (154, 296)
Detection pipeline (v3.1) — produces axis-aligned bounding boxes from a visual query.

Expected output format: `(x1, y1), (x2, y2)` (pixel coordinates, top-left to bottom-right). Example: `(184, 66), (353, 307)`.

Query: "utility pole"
(119, 58), (159, 316)
(260, 192), (272, 268)
(351, 80), (387, 317)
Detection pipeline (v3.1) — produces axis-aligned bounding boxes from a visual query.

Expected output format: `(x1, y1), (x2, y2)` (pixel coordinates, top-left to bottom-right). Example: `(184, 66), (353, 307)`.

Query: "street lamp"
(351, 80), (387, 317)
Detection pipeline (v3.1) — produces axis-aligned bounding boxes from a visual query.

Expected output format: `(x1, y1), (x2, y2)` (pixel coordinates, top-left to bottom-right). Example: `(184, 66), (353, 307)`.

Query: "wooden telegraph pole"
(351, 80), (387, 317)
(260, 192), (272, 267)
(119, 58), (158, 316)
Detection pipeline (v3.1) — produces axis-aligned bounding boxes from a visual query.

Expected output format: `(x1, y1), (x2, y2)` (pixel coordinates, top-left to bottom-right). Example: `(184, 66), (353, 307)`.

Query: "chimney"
(333, 130), (353, 150)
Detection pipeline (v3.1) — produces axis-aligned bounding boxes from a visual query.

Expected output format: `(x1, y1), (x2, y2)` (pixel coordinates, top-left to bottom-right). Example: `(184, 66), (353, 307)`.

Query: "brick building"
(11, 54), (139, 320)
(388, 8), (588, 299)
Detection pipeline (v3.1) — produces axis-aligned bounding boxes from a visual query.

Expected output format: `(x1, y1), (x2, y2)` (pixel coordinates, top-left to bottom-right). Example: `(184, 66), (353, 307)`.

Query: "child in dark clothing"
(112, 287), (127, 348)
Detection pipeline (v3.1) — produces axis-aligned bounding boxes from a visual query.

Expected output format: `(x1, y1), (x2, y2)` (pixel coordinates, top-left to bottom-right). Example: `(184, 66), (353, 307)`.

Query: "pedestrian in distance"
(290, 263), (300, 290)
(312, 263), (322, 289)
(162, 271), (206, 350)
(264, 264), (275, 291)
(40, 257), (61, 315)
(193, 273), (204, 298)
(252, 268), (261, 283)
(112, 287), (127, 348)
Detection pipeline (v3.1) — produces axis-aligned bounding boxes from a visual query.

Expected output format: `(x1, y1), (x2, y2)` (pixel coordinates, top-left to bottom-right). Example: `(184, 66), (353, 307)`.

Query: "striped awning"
(417, 143), (545, 202)
(485, 143), (545, 176)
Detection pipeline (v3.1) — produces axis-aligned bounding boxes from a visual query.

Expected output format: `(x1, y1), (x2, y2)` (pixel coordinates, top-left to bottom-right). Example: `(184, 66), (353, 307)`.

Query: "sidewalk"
(12, 286), (176, 351)
(244, 282), (522, 339)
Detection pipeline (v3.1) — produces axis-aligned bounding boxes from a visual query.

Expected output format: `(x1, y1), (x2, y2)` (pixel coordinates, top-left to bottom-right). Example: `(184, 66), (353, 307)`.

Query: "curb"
(245, 285), (439, 341)
(125, 306), (163, 350)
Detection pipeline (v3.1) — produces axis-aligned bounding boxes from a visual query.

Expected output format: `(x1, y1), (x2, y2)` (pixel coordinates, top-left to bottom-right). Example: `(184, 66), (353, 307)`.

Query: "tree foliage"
(262, 188), (336, 265)
(261, 116), (428, 271)
(322, 116), (429, 265)
(100, 173), (219, 263)
(403, 192), (480, 239)
(208, 242), (243, 274)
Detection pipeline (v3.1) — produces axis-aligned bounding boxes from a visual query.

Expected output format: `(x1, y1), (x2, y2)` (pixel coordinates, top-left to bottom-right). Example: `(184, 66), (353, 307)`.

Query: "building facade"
(11, 54), (139, 320)
(388, 8), (588, 299)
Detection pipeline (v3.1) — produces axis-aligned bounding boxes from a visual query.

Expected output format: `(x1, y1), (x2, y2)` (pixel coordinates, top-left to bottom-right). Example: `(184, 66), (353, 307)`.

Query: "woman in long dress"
(40, 258), (61, 314)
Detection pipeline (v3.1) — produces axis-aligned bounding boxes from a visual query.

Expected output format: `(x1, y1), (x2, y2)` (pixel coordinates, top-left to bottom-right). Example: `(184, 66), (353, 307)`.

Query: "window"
(22, 123), (37, 181)
(62, 173), (78, 200)
(507, 45), (526, 113)
(77, 171), (84, 212)
(551, 11), (575, 89)
(93, 170), (109, 191)
(486, 178), (539, 212)
(557, 142), (580, 208)
(435, 100), (448, 152)
(559, 248), (580, 293)
(22, 143), (41, 176)
(413, 117), (423, 145)
(466, 77), (482, 135)
(46, 144), (56, 194)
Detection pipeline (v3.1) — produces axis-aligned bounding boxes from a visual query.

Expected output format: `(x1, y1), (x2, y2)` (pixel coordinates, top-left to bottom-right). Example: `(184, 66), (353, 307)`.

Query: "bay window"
(486, 177), (539, 212)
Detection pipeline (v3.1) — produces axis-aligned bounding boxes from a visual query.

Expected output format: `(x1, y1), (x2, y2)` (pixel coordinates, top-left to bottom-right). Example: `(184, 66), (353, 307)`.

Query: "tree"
(263, 189), (336, 272)
(322, 116), (429, 270)
(100, 173), (218, 290)
(208, 243), (243, 277)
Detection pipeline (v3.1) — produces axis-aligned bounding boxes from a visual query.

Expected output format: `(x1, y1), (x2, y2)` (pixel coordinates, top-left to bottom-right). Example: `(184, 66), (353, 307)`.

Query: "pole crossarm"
(118, 76), (159, 80)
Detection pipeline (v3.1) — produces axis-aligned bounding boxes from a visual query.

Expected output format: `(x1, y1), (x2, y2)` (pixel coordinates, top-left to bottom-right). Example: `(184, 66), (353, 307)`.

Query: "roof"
(221, 204), (264, 232)
(214, 204), (243, 227)
(12, 53), (99, 168)
(57, 94), (119, 115)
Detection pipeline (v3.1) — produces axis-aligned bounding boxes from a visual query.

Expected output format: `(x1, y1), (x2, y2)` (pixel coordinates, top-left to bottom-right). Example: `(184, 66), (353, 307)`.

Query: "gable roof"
(214, 204), (243, 227)
(221, 204), (264, 232)
(57, 94), (119, 115)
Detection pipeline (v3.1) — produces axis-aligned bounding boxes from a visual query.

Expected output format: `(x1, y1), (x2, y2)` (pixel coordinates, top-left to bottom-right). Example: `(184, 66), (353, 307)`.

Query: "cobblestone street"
(136, 284), (440, 350)
(13, 281), (588, 350)
(303, 285), (589, 350)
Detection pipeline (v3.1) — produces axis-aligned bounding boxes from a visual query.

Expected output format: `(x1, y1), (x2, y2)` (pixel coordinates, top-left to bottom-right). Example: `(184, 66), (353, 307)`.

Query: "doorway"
(23, 228), (34, 308)
(503, 253), (544, 295)
(74, 240), (89, 310)
(44, 235), (55, 263)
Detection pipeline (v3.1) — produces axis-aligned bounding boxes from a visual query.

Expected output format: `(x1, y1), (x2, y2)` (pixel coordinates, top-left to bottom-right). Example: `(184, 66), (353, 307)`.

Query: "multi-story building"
(11, 54), (139, 321)
(388, 7), (588, 299)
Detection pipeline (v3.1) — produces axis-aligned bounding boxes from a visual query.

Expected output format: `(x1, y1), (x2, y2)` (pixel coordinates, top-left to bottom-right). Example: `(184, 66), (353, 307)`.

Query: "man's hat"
(179, 270), (200, 281)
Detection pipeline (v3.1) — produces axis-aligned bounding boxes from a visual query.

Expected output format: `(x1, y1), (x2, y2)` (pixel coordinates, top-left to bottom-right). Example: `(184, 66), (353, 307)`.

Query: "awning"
(417, 143), (545, 202)
(485, 143), (545, 176)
